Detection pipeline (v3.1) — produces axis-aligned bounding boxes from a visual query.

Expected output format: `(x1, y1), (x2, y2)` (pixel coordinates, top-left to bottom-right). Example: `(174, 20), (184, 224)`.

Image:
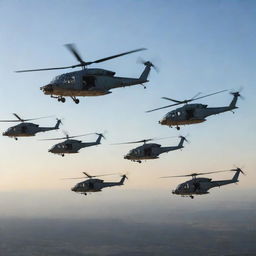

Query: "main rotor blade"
(62, 172), (121, 180)
(0, 114), (54, 123)
(160, 170), (230, 178)
(146, 103), (181, 113)
(13, 113), (23, 121)
(67, 133), (94, 139)
(15, 65), (79, 73)
(65, 43), (85, 65)
(112, 138), (154, 145)
(15, 47), (146, 73)
(91, 173), (121, 177)
(189, 89), (228, 102)
(161, 97), (182, 103)
(88, 48), (147, 65)
(147, 90), (228, 113)
(39, 133), (93, 141)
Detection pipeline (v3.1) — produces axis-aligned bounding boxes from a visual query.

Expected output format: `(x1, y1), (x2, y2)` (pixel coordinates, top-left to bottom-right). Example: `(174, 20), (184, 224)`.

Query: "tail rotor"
(137, 57), (159, 73)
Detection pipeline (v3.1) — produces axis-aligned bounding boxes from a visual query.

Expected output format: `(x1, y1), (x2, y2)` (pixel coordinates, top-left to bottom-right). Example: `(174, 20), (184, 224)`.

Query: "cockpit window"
(51, 74), (75, 84)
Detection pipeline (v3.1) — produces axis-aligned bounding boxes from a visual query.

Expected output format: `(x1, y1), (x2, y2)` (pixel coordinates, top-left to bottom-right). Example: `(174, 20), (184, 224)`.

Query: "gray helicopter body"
(48, 134), (103, 156)
(16, 44), (154, 104)
(159, 93), (239, 128)
(172, 168), (243, 199)
(2, 120), (61, 139)
(41, 64), (152, 102)
(124, 137), (186, 163)
(71, 175), (127, 195)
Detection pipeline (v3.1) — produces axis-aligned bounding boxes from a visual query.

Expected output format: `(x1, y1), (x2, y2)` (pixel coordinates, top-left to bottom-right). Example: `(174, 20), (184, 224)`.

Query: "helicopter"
(114, 136), (188, 163)
(42, 133), (105, 157)
(16, 44), (156, 104)
(64, 172), (128, 196)
(161, 167), (244, 199)
(146, 90), (242, 130)
(0, 113), (61, 140)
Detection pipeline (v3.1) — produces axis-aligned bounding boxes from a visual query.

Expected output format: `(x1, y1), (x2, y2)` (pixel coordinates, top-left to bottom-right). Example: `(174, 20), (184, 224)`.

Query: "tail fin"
(55, 119), (62, 129)
(232, 168), (244, 182)
(120, 175), (128, 185)
(229, 92), (240, 109)
(95, 133), (105, 144)
(139, 61), (153, 81)
(178, 136), (187, 148)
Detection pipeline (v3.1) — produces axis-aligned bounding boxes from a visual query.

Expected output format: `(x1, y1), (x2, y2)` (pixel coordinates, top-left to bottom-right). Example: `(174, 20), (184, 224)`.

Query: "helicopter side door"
(21, 125), (27, 133)
(186, 109), (194, 120)
(65, 143), (73, 150)
(82, 75), (96, 90)
(144, 147), (152, 156)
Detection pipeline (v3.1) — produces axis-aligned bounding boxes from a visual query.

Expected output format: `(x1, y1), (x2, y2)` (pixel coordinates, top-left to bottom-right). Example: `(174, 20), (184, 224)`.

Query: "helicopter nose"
(41, 84), (53, 93)
(159, 118), (167, 125)
(2, 132), (6, 136)
(71, 187), (76, 192)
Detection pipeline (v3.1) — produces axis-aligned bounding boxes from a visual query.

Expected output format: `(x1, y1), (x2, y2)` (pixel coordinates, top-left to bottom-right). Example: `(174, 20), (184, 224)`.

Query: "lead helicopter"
(161, 167), (244, 199)
(147, 90), (242, 130)
(41, 133), (105, 157)
(63, 172), (128, 196)
(0, 113), (61, 140)
(114, 136), (188, 163)
(16, 44), (156, 104)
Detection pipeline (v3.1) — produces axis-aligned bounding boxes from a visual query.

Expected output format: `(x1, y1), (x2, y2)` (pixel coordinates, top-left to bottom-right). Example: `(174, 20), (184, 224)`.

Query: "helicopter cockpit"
(51, 73), (76, 85)
(173, 182), (190, 194)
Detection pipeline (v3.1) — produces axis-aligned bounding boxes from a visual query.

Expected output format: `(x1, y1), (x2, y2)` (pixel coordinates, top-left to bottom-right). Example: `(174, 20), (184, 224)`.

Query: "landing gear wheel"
(61, 154), (64, 157)
(15, 138), (18, 141)
(58, 97), (66, 103)
(176, 126), (180, 130)
(138, 160), (142, 164)
(190, 196), (194, 199)
(74, 99), (79, 104)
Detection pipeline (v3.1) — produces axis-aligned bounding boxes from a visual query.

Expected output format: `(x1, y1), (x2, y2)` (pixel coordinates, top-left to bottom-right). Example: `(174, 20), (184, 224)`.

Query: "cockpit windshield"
(130, 149), (139, 155)
(51, 74), (75, 84)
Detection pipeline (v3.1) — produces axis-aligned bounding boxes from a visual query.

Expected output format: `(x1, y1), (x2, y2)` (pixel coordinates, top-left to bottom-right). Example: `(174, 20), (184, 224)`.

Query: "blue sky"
(0, 0), (255, 217)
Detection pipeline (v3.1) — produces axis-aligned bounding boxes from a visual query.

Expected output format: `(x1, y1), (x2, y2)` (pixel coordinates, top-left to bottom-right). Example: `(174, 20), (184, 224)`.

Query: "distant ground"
(0, 207), (255, 256)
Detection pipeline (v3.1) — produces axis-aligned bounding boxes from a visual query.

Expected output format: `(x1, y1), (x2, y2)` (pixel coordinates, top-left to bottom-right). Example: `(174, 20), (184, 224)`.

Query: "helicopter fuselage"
(159, 94), (239, 128)
(124, 138), (185, 162)
(172, 169), (242, 198)
(2, 121), (60, 138)
(40, 65), (151, 101)
(71, 176), (126, 195)
(48, 139), (100, 155)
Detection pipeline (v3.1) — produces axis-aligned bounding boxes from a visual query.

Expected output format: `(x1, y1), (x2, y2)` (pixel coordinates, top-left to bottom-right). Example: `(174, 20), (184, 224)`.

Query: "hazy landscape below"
(0, 189), (255, 256)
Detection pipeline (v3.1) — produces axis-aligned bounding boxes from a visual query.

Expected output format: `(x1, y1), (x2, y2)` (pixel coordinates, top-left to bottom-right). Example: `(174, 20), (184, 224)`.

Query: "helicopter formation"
(1, 43), (244, 199)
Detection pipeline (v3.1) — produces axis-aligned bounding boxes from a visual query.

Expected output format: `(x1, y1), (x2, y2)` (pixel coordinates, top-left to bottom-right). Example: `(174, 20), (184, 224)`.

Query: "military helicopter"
(41, 133), (105, 157)
(16, 44), (156, 104)
(63, 172), (128, 195)
(147, 90), (242, 130)
(0, 113), (61, 140)
(114, 136), (188, 163)
(161, 167), (244, 199)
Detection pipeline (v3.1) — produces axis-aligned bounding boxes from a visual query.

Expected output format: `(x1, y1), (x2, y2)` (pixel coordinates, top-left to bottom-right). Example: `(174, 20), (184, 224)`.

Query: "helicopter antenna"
(146, 89), (228, 113)
(15, 44), (147, 73)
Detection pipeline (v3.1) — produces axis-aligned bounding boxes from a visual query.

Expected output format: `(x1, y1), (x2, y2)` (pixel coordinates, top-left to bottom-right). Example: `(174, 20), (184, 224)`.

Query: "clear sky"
(0, 0), (255, 217)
